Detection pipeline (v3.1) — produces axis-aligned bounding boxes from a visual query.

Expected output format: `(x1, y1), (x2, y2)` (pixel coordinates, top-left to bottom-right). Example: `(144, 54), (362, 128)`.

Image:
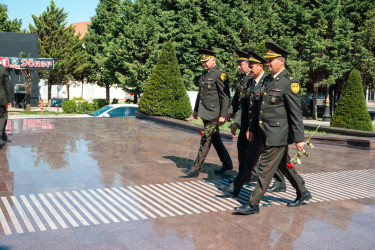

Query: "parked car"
(51, 98), (68, 107)
(80, 104), (139, 118)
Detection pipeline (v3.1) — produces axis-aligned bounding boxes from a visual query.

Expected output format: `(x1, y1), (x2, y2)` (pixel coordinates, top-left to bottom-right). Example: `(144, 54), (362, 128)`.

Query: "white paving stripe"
(80, 190), (119, 223)
(127, 186), (176, 216)
(64, 192), (99, 225)
(10, 196), (35, 232)
(29, 194), (58, 230)
(38, 194), (68, 229)
(1, 169), (375, 235)
(0, 204), (12, 235)
(142, 185), (193, 215)
(20, 195), (46, 231)
(96, 189), (139, 220)
(72, 191), (110, 224)
(109, 188), (156, 219)
(56, 192), (90, 226)
(87, 189), (130, 222)
(1, 197), (23, 233)
(46, 193), (79, 228)
(118, 187), (166, 218)
(134, 186), (184, 216)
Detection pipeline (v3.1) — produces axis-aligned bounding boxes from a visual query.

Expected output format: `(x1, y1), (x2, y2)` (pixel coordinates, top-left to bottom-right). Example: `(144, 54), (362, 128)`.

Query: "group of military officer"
(181, 42), (311, 215)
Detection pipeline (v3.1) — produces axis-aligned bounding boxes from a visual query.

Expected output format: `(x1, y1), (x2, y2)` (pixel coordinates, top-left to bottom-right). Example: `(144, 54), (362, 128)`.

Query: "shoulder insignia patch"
(221, 73), (227, 81)
(291, 82), (300, 94)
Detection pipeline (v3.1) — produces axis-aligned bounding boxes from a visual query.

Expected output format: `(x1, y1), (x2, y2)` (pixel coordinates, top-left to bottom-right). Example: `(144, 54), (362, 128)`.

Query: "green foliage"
(71, 97), (84, 101)
(0, 4), (22, 32)
(93, 98), (109, 110)
(62, 100), (77, 113)
(331, 69), (373, 131)
(76, 101), (95, 114)
(29, 0), (91, 101)
(139, 41), (192, 119)
(84, 0), (122, 102)
(111, 98), (119, 104)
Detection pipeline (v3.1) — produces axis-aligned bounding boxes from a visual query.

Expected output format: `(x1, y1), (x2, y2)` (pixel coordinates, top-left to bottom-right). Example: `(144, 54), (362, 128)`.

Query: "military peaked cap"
(248, 50), (267, 64)
(264, 42), (291, 58)
(234, 49), (249, 62)
(198, 48), (216, 62)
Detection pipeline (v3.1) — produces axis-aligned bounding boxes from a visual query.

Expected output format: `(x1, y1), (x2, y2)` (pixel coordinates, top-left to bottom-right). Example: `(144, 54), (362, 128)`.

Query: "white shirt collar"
(255, 72), (265, 84)
(272, 68), (285, 79)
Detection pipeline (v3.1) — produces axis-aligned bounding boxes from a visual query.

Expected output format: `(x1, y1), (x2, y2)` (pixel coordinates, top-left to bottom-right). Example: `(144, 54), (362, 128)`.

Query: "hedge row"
(62, 98), (118, 114)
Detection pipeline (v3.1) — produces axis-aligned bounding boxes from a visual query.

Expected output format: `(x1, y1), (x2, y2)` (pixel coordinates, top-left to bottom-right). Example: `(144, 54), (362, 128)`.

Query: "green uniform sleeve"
(216, 72), (230, 118)
(284, 81), (305, 142)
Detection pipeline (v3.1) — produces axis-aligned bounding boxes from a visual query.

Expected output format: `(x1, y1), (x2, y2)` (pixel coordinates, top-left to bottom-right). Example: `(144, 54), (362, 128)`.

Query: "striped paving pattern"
(1, 169), (375, 235)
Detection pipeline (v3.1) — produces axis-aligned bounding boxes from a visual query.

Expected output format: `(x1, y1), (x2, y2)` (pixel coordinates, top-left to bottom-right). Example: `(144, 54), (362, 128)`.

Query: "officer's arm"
(194, 91), (200, 113)
(233, 105), (242, 128)
(284, 81), (305, 143)
(216, 74), (230, 118)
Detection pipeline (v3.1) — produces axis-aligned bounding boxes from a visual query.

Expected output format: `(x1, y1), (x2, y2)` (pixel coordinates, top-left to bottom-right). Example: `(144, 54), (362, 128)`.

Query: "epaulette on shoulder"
(284, 72), (298, 82)
(218, 67), (223, 72)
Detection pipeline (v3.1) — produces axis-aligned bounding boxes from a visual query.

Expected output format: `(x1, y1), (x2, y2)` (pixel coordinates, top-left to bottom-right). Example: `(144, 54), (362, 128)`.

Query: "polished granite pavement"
(0, 117), (374, 249)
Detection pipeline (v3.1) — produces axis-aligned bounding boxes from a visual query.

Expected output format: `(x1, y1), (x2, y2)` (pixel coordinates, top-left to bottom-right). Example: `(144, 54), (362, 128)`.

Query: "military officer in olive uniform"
(235, 42), (311, 214)
(182, 49), (233, 177)
(224, 49), (252, 175)
(0, 64), (11, 148)
(221, 50), (285, 196)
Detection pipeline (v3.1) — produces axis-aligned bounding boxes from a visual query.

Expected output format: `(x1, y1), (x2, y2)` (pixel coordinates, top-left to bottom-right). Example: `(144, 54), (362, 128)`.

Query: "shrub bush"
(139, 41), (192, 119)
(331, 69), (373, 131)
(62, 100), (77, 113)
(93, 98), (109, 110)
(111, 98), (119, 104)
(76, 101), (94, 114)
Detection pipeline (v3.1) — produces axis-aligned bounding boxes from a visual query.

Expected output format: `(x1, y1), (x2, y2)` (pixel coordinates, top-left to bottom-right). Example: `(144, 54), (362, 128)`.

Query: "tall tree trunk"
(67, 82), (70, 99)
(134, 94), (138, 104)
(48, 81), (52, 106)
(22, 69), (32, 111)
(106, 83), (110, 103)
(312, 87), (318, 120)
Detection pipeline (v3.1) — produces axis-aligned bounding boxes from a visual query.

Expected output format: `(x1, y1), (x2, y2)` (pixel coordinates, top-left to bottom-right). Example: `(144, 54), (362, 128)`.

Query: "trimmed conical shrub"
(331, 69), (373, 131)
(139, 41), (192, 119)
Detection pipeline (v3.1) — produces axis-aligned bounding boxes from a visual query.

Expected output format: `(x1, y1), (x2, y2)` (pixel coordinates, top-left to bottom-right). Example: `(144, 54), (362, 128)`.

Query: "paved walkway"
(0, 117), (374, 249)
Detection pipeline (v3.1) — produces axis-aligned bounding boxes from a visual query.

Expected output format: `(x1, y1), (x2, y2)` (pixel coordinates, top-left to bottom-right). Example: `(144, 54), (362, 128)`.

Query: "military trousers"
(0, 105), (7, 134)
(236, 124), (249, 175)
(248, 144), (307, 207)
(231, 130), (263, 195)
(192, 120), (232, 173)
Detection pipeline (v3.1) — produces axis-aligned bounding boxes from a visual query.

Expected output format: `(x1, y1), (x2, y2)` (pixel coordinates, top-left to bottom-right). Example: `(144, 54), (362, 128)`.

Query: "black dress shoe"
(181, 168), (199, 178)
(267, 186), (286, 193)
(234, 204), (259, 215)
(287, 190), (312, 207)
(214, 165), (233, 174)
(220, 184), (237, 197)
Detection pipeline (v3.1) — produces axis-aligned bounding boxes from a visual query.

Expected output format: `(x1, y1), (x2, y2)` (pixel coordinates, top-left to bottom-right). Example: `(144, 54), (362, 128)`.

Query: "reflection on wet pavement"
(0, 117), (375, 249)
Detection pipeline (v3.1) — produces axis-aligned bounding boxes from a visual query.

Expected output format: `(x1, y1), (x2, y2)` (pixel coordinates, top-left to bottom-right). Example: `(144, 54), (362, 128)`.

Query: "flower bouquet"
(199, 123), (220, 137)
(290, 125), (320, 165)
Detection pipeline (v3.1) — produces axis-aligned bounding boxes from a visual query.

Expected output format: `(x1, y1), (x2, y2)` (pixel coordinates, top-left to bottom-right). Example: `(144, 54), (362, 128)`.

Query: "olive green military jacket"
(249, 69), (304, 146)
(0, 64), (11, 106)
(194, 64), (231, 121)
(228, 72), (252, 117)
(234, 72), (266, 128)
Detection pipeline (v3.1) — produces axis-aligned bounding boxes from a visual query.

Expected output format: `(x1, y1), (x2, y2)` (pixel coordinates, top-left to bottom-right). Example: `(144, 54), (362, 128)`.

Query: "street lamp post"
(323, 85), (331, 121)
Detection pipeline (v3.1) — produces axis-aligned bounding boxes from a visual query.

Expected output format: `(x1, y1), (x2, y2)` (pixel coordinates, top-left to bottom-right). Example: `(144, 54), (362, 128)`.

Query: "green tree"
(139, 41), (192, 119)
(0, 4), (22, 32)
(84, 0), (122, 102)
(331, 69), (373, 131)
(29, 0), (91, 103)
(19, 52), (32, 111)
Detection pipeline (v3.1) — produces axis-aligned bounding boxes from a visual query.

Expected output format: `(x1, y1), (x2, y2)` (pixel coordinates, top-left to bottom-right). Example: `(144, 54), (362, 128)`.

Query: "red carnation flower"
(199, 131), (203, 135)
(287, 163), (294, 169)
